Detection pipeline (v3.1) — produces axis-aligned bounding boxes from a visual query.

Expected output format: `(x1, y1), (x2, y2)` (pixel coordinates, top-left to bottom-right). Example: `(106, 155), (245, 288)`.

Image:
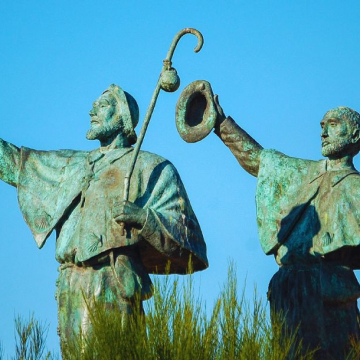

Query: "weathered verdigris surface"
(214, 104), (360, 359)
(0, 84), (208, 349)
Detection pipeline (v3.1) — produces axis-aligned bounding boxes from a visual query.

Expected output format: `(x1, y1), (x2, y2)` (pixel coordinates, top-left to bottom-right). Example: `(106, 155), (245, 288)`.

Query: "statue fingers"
(113, 200), (135, 217)
(114, 209), (146, 229)
(114, 213), (132, 224)
(214, 95), (224, 113)
(113, 205), (125, 218)
(213, 94), (226, 122)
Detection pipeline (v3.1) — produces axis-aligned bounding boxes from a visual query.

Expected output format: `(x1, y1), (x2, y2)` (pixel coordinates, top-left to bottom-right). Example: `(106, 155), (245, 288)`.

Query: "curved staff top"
(119, 28), (204, 235)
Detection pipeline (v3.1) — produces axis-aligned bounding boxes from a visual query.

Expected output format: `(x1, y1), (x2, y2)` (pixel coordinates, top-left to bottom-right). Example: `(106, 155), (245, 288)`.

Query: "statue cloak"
(17, 146), (208, 274)
(256, 149), (360, 269)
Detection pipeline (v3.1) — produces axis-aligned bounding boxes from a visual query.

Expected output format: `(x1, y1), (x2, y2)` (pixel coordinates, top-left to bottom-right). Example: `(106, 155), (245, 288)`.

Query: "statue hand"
(214, 94), (227, 126)
(113, 201), (147, 229)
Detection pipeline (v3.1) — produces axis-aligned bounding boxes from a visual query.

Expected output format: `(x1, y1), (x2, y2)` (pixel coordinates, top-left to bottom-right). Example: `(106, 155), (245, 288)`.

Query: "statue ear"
(352, 128), (360, 144)
(351, 129), (360, 144)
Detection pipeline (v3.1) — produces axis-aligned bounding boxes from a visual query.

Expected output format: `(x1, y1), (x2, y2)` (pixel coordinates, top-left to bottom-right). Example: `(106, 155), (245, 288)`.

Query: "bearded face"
(320, 115), (358, 158)
(321, 137), (353, 157)
(86, 91), (123, 142)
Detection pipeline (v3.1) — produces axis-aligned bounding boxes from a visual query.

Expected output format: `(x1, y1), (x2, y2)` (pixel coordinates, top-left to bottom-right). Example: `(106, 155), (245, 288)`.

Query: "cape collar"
(88, 146), (133, 165)
(309, 159), (359, 187)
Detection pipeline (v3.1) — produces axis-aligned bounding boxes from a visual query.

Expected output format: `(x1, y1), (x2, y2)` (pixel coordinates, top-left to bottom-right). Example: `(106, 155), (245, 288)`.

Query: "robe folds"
(256, 149), (360, 269)
(17, 146), (208, 274)
(216, 117), (360, 358)
(216, 117), (360, 269)
(9, 143), (207, 343)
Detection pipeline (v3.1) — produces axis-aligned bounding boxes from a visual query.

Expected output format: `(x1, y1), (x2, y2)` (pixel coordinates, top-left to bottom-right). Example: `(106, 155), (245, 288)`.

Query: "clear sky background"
(1, 0), (360, 356)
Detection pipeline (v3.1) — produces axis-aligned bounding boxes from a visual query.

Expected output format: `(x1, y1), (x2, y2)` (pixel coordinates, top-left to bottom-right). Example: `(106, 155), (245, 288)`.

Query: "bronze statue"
(0, 84), (208, 349)
(216, 103), (360, 359)
(176, 81), (360, 359)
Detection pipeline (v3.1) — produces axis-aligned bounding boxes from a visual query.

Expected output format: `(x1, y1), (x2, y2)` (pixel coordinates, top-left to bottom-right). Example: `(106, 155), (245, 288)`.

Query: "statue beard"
(321, 138), (352, 158)
(86, 124), (114, 141)
(86, 118), (122, 141)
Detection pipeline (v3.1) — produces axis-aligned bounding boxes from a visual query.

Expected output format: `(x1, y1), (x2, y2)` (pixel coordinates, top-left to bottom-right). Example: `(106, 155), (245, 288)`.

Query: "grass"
(2, 263), (359, 359)
(60, 263), (316, 360)
(0, 314), (57, 360)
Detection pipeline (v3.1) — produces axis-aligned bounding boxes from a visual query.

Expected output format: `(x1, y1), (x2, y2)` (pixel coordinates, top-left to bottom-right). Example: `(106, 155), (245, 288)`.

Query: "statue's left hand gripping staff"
(119, 28), (204, 235)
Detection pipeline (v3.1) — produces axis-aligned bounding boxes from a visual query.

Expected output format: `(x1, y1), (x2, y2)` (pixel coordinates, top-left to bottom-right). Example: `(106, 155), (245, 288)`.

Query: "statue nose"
(89, 108), (96, 116)
(321, 126), (328, 138)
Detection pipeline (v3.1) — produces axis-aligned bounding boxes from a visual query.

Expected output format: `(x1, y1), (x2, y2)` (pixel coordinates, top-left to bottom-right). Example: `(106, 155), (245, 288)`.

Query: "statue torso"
(275, 170), (360, 267)
(55, 147), (150, 265)
(257, 149), (360, 269)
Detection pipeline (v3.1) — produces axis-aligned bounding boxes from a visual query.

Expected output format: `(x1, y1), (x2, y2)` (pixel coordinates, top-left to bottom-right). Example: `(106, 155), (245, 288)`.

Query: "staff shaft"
(119, 28), (203, 235)
(123, 82), (161, 202)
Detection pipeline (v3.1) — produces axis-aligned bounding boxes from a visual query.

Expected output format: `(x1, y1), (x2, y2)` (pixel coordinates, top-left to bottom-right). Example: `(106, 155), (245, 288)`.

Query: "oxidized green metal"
(176, 80), (217, 143)
(212, 97), (360, 359)
(0, 29), (208, 353)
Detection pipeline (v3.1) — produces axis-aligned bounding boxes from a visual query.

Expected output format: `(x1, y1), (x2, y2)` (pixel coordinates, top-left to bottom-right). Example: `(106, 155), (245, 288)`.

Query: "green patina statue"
(0, 84), (208, 349)
(213, 98), (360, 359)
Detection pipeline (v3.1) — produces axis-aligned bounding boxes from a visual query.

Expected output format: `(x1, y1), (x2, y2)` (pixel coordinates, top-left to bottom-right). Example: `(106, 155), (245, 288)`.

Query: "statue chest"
(56, 161), (144, 264)
(275, 172), (360, 266)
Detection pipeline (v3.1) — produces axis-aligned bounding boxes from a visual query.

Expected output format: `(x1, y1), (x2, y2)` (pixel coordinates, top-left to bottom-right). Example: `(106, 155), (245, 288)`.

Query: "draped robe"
(217, 117), (360, 359)
(0, 139), (208, 343)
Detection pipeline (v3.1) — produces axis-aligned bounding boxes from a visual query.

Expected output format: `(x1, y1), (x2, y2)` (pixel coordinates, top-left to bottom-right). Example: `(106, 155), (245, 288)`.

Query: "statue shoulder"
(19, 147), (89, 187)
(137, 150), (176, 170)
(337, 170), (360, 188)
(134, 150), (182, 184)
(21, 147), (89, 162)
(259, 149), (321, 178)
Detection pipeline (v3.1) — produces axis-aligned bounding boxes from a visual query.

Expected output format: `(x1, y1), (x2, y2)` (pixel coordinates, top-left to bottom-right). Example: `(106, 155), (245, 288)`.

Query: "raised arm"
(0, 138), (21, 187)
(213, 95), (263, 177)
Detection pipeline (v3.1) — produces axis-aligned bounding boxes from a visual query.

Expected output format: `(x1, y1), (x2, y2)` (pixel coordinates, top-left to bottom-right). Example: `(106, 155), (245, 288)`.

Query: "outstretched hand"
(214, 94), (227, 126)
(113, 200), (147, 229)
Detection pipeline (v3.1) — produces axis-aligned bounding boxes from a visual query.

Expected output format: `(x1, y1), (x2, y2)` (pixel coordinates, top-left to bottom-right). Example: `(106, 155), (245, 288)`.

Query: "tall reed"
(61, 263), (316, 360)
(4, 263), (360, 359)
(0, 314), (56, 360)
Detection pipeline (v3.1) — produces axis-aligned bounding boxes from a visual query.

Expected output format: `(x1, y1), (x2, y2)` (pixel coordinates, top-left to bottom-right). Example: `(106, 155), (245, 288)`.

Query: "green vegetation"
(2, 264), (360, 359)
(61, 263), (316, 360)
(0, 314), (57, 360)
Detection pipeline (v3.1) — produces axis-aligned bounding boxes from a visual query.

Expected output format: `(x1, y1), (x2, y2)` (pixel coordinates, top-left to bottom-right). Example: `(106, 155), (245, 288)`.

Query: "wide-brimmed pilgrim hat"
(175, 80), (217, 143)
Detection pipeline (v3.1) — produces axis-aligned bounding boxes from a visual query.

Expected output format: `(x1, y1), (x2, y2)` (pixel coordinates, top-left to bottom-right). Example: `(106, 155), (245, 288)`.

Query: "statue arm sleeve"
(0, 138), (21, 187)
(215, 116), (263, 177)
(137, 162), (207, 270)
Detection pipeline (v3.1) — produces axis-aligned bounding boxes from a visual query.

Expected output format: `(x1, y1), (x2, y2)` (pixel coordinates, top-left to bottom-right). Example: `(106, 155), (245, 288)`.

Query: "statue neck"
(100, 133), (130, 149)
(326, 155), (355, 171)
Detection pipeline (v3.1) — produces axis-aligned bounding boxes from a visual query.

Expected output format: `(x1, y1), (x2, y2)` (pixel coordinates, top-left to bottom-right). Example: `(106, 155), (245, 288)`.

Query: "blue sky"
(1, 0), (360, 355)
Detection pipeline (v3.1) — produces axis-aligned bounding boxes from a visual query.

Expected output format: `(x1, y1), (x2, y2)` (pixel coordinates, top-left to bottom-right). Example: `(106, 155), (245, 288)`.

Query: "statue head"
(321, 106), (360, 158)
(86, 84), (139, 145)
